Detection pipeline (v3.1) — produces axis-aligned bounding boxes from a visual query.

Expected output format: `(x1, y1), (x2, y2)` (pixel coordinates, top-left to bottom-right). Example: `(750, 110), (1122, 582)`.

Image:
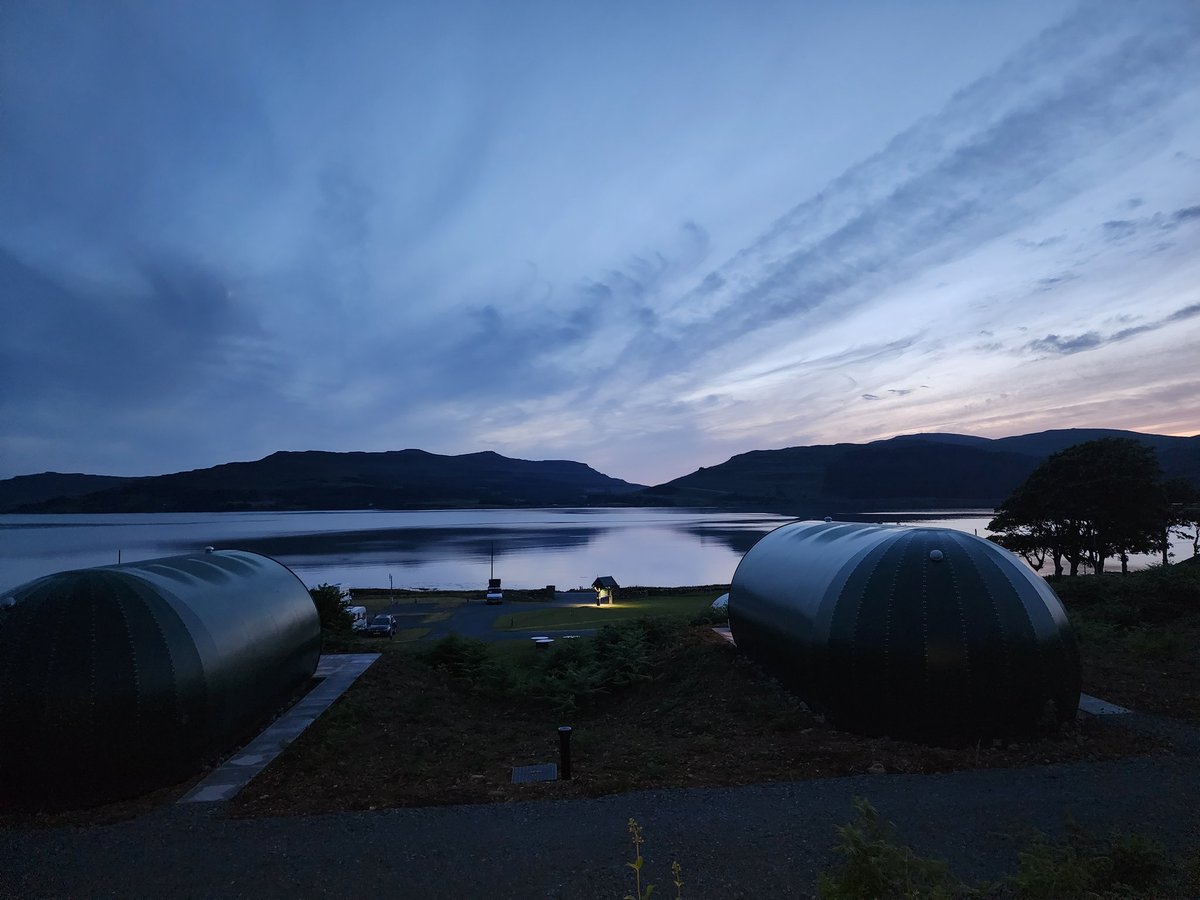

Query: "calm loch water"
(0, 508), (792, 593)
(2, 507), (1187, 593)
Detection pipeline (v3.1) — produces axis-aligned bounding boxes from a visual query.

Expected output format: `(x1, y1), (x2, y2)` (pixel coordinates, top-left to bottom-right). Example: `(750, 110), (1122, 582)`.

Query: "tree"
(309, 583), (352, 631)
(989, 438), (1169, 576)
(987, 473), (1067, 575)
(1164, 477), (1200, 564)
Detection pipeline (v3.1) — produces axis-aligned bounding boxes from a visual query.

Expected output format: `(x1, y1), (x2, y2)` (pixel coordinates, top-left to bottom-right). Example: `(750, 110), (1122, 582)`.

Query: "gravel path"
(4, 747), (1198, 899)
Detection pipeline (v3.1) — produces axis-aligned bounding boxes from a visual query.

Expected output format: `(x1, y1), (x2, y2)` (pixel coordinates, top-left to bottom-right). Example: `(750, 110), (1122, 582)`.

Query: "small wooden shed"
(592, 576), (619, 605)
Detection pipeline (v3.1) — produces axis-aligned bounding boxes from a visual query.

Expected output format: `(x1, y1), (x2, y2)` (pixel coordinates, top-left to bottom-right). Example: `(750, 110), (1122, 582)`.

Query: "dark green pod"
(0, 550), (320, 806)
(729, 521), (1080, 741)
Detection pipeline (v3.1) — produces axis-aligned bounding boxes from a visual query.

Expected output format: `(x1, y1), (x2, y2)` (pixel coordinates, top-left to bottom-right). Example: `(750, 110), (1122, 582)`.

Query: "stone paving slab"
(1078, 692), (1132, 715)
(178, 653), (380, 804)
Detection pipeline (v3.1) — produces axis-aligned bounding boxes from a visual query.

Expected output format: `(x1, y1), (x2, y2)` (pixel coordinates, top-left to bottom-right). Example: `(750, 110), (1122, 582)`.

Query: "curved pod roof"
(729, 521), (1080, 740)
(0, 550), (320, 806)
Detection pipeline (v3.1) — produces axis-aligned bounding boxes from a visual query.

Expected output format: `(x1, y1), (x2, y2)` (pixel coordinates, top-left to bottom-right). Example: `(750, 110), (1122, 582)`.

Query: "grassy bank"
(1055, 561), (1200, 722)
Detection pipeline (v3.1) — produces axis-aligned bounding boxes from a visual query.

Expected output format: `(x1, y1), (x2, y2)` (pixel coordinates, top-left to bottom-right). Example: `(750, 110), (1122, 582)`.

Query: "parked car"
(365, 614), (396, 638)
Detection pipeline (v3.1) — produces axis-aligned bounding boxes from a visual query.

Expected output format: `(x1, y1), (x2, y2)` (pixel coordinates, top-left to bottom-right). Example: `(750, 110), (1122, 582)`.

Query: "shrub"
(1126, 627), (1186, 660)
(816, 801), (1179, 899)
(1054, 563), (1200, 624)
(1068, 617), (1118, 648)
(817, 797), (963, 900)
(533, 621), (664, 711)
(1107, 832), (1169, 887)
(1091, 600), (1141, 628)
(1010, 835), (1095, 899)
(423, 633), (490, 681)
(1010, 824), (1169, 899)
(593, 621), (655, 689)
(535, 638), (608, 712)
(688, 606), (728, 627)
(416, 620), (670, 712)
(310, 583), (352, 632)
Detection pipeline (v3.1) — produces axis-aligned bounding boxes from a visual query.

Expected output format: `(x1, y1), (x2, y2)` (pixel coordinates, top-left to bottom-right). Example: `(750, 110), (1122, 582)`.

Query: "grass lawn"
(350, 591), (471, 614)
(350, 587), (566, 614)
(492, 590), (719, 631)
(392, 627), (431, 642)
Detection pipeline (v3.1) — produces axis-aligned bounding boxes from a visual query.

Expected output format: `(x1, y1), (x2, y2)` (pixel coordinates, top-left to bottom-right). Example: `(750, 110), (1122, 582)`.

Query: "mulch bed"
(6, 619), (1186, 828)
(229, 628), (1167, 818)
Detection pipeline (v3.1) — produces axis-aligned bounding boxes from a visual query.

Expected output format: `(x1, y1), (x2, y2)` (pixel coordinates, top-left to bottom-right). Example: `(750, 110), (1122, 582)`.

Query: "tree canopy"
(309, 582), (352, 631)
(988, 438), (1169, 575)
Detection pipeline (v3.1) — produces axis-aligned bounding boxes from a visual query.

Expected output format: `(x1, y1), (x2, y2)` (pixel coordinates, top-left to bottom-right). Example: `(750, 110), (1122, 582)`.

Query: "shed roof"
(592, 576), (619, 589)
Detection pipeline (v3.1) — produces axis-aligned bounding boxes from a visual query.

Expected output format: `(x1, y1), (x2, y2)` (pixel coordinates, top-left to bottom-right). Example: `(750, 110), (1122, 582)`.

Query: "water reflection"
(678, 524), (780, 556)
(855, 509), (1193, 574)
(4, 507), (1187, 592)
(0, 508), (794, 591)
(228, 525), (603, 563)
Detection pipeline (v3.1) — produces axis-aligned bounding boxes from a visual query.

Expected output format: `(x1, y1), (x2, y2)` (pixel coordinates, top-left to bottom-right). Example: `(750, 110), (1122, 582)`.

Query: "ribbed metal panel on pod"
(729, 521), (1081, 740)
(0, 550), (320, 806)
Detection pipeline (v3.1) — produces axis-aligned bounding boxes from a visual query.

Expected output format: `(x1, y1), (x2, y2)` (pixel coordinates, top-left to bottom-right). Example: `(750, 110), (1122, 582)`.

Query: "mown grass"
(392, 627), (431, 642)
(492, 591), (719, 631)
(348, 591), (472, 614)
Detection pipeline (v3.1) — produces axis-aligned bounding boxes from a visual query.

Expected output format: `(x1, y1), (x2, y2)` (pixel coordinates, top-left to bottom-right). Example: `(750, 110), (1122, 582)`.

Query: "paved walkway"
(179, 655), (380, 803)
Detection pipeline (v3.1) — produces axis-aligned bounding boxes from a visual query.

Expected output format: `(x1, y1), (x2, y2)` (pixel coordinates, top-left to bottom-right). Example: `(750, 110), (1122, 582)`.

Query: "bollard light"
(558, 725), (573, 780)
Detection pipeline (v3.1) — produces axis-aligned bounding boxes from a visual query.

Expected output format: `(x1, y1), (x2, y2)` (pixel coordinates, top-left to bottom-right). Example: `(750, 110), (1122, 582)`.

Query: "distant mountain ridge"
(3, 428), (1197, 514)
(3, 449), (644, 513)
(0, 473), (134, 511)
(639, 428), (1200, 512)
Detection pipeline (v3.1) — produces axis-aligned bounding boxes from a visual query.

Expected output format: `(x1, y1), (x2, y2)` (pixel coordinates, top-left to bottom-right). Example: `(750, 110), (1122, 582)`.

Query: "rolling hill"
(639, 428), (1200, 512)
(4, 429), (1196, 514)
(4, 450), (644, 513)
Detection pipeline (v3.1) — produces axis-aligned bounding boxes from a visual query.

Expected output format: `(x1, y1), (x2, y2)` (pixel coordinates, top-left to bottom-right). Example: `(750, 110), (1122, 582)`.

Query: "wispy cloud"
(1025, 302), (1200, 356)
(1, 0), (1198, 483)
(650, 2), (1197, 351)
(1026, 332), (1104, 355)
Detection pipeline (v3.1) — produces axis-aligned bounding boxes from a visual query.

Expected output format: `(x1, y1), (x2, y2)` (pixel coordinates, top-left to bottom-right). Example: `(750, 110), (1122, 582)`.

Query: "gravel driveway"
(382, 591), (601, 642)
(4, 748), (1198, 899)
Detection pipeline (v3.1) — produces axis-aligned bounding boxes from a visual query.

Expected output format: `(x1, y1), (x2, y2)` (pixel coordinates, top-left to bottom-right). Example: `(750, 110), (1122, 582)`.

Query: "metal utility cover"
(511, 763), (558, 783)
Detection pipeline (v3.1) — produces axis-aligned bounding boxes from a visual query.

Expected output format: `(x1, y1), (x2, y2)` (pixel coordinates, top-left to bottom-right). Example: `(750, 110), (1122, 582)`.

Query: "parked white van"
(346, 605), (369, 630)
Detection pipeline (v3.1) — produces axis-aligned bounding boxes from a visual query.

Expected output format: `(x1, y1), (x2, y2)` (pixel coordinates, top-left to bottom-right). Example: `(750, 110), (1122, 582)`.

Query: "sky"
(2, 0), (1198, 486)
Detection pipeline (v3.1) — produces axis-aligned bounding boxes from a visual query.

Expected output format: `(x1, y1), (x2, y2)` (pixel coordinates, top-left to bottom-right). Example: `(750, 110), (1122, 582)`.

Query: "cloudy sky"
(3, 1), (1198, 486)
